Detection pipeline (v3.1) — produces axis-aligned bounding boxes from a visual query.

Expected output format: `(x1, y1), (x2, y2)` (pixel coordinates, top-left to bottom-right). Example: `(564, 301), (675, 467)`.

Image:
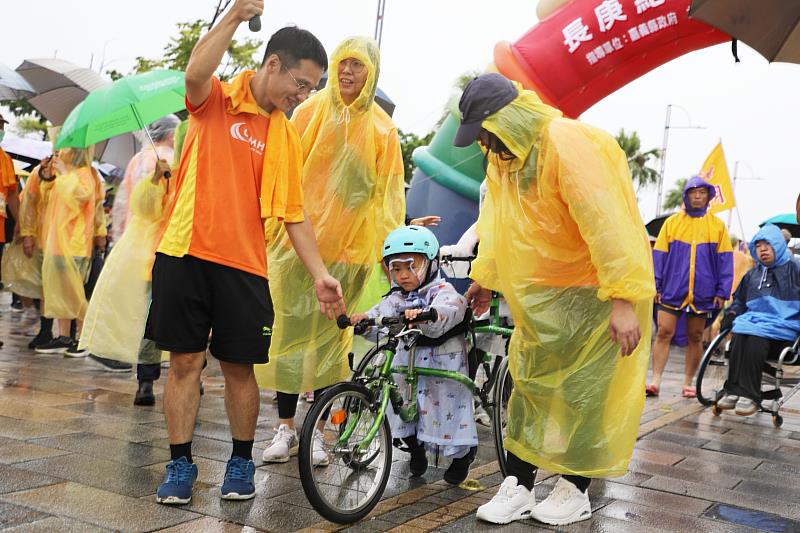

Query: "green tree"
(615, 128), (661, 193)
(662, 177), (687, 212)
(398, 129), (434, 183)
(436, 69), (482, 128)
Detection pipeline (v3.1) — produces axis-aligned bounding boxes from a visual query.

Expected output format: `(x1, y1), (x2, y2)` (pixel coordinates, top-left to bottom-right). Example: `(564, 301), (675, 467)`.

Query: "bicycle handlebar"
(336, 308), (439, 331)
(440, 255), (476, 263)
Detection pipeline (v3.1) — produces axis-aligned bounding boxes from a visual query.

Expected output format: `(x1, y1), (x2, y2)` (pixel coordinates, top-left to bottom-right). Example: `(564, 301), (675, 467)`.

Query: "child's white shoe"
(476, 476), (535, 524)
(531, 477), (591, 526)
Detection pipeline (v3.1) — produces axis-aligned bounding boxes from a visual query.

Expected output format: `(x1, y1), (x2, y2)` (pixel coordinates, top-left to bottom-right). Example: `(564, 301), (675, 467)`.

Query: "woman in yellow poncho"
(452, 75), (654, 527)
(36, 146), (106, 356)
(256, 36), (405, 463)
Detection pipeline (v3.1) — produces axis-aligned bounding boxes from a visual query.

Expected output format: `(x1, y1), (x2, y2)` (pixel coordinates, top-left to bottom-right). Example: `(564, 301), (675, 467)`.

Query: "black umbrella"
(645, 213), (676, 238)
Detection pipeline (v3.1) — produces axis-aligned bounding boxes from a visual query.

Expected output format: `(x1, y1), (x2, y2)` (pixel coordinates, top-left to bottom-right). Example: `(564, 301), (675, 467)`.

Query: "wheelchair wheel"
(491, 356), (513, 477)
(298, 382), (392, 525)
(696, 334), (729, 407)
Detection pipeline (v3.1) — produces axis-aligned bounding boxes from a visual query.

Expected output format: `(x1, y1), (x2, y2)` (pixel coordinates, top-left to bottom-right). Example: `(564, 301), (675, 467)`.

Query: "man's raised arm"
(185, 0), (264, 107)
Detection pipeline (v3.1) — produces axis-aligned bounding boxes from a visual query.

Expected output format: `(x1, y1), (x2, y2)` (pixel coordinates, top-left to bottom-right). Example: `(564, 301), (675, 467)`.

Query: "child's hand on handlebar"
(349, 313), (369, 325)
(404, 308), (429, 322)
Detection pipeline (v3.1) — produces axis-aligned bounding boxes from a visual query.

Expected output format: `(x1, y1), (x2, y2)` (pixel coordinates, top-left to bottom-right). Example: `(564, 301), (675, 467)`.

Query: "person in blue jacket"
(716, 224), (800, 415)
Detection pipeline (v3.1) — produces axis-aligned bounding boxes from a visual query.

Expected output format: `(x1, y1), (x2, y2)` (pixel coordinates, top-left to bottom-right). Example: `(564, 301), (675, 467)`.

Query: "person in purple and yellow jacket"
(647, 176), (733, 398)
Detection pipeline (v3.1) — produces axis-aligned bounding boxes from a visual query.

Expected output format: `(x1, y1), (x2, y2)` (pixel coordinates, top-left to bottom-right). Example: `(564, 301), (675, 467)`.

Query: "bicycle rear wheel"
(491, 356), (513, 477)
(298, 382), (392, 524)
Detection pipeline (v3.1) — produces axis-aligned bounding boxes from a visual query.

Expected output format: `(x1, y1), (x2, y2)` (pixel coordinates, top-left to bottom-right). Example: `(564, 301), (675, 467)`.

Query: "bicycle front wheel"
(491, 356), (513, 477)
(298, 382), (393, 524)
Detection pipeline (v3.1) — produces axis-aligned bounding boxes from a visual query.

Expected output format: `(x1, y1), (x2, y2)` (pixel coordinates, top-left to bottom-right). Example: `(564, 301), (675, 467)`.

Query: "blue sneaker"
(156, 457), (198, 505)
(221, 456), (256, 500)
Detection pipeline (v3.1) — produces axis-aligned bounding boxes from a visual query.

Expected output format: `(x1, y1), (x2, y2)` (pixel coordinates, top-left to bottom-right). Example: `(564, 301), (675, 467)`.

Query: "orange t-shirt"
(157, 77), (301, 278)
(0, 148), (18, 243)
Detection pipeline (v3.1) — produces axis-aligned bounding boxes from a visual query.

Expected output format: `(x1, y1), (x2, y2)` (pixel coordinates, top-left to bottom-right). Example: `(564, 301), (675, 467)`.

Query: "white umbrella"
(0, 63), (35, 99)
(15, 58), (139, 168)
(0, 135), (52, 162)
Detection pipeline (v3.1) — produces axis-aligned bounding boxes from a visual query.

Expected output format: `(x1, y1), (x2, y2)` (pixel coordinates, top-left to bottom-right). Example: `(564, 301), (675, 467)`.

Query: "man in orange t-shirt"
(145, 0), (344, 506)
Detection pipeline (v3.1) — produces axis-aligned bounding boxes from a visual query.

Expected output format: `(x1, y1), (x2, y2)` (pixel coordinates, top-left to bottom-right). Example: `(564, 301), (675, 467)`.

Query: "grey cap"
(453, 73), (518, 147)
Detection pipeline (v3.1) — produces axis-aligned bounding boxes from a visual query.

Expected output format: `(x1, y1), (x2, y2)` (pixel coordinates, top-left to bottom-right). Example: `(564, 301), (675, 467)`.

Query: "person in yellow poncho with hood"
(33, 145), (106, 357)
(452, 75), (654, 527)
(257, 36), (405, 465)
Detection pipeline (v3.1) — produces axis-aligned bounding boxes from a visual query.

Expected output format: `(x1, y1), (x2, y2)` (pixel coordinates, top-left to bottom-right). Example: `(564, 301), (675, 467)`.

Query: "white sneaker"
(476, 476), (535, 524)
(531, 477), (591, 526)
(312, 429), (329, 466)
(262, 424), (298, 463)
(734, 397), (758, 416)
(716, 394), (738, 410)
(474, 404), (491, 427)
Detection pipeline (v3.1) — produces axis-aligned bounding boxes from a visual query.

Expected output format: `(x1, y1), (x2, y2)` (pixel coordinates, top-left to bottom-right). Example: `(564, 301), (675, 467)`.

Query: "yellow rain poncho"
(256, 37), (405, 393)
(41, 148), (106, 320)
(80, 178), (167, 361)
(472, 86), (655, 477)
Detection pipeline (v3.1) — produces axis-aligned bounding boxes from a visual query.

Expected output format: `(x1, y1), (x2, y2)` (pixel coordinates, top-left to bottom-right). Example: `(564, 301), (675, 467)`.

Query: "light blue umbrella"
(760, 213), (799, 238)
(0, 63), (36, 100)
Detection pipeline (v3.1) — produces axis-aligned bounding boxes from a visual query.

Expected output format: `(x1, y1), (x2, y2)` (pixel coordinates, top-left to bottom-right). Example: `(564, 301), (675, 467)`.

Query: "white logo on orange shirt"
(230, 122), (265, 154)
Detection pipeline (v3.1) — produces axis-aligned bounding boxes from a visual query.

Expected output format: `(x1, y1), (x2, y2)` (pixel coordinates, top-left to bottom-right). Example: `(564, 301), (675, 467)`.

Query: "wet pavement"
(0, 303), (799, 532)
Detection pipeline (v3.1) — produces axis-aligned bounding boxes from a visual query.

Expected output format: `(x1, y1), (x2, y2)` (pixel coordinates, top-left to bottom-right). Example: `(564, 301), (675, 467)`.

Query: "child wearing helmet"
(349, 225), (478, 484)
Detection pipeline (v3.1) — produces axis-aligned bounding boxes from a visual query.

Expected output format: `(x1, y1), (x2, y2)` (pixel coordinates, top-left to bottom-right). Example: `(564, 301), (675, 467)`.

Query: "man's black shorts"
(145, 253), (274, 364)
(656, 304), (712, 320)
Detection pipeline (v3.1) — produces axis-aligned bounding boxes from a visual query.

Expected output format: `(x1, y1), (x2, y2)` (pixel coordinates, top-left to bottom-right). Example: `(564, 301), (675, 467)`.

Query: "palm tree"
(615, 129), (661, 194)
(662, 177), (687, 212)
(435, 70), (482, 128)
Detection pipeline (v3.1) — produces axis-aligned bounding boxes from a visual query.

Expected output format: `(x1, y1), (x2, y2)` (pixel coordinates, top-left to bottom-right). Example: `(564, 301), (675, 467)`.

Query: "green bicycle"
(297, 257), (514, 524)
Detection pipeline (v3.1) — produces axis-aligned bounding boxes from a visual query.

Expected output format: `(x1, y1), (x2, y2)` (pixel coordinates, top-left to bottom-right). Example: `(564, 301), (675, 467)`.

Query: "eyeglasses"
(283, 66), (315, 96)
(338, 58), (365, 74)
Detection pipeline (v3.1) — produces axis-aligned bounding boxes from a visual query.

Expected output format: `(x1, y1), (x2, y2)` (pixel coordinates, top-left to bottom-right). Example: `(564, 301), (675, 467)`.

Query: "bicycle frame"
(343, 293), (513, 454)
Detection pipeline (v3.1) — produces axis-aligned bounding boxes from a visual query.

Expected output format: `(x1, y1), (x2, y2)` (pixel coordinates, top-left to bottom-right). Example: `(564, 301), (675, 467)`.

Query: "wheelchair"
(695, 328), (800, 427)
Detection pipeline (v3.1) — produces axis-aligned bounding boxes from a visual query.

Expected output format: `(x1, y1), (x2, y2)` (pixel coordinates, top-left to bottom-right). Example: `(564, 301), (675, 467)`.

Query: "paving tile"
(62, 388), (139, 406)
(340, 518), (397, 532)
(160, 485), (322, 530)
(154, 516), (269, 532)
(635, 437), (763, 468)
(0, 501), (49, 529)
(0, 398), (88, 422)
(29, 432), (170, 467)
(629, 447), (684, 466)
(0, 416), (81, 440)
(2, 515), (112, 532)
(597, 500), (758, 533)
(676, 457), (797, 489)
(378, 501), (440, 524)
(590, 479), (712, 515)
(701, 440), (800, 467)
(1, 482), (199, 531)
(0, 387), (91, 407)
(755, 460), (800, 477)
(641, 475), (800, 521)
(0, 437), (70, 464)
(626, 458), (741, 489)
(52, 416), (169, 443)
(643, 429), (711, 448)
(17, 452), (165, 498)
(0, 377), (93, 394)
(734, 479), (800, 506)
(0, 463), (60, 494)
(145, 418), (235, 442)
(58, 400), (165, 423)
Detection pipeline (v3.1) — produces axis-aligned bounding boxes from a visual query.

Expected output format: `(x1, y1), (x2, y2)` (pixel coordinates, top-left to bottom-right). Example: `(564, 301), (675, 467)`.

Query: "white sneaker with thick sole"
(716, 394), (738, 410)
(476, 476), (535, 524)
(531, 477), (591, 526)
(262, 424), (298, 463)
(312, 429), (329, 466)
(734, 397), (758, 416)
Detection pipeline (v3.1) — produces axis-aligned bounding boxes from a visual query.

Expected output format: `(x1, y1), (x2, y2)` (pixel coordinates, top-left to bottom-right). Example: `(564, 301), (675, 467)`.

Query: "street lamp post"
(374, 0), (387, 48)
(655, 104), (706, 216)
(730, 161), (762, 241)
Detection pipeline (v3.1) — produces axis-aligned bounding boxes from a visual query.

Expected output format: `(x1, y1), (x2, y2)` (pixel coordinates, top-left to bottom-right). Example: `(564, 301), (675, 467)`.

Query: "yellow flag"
(698, 142), (735, 214)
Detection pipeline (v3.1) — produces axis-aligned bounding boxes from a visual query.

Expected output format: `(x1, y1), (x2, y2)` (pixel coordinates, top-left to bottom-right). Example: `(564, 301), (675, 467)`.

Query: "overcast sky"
(4, 0), (798, 240)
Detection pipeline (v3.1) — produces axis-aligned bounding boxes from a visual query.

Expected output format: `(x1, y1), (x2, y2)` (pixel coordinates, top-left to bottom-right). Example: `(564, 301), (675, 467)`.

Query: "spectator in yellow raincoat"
(257, 36), (405, 464)
(33, 146), (106, 357)
(454, 75), (654, 527)
(20, 158), (58, 349)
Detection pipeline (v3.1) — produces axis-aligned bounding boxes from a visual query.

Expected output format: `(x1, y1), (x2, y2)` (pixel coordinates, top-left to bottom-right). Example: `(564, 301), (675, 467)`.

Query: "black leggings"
(276, 389), (328, 419)
(507, 450), (591, 493)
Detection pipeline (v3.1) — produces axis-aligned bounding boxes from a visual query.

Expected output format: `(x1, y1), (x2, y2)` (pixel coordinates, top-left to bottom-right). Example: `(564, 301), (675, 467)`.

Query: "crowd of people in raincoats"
(0, 2), (798, 526)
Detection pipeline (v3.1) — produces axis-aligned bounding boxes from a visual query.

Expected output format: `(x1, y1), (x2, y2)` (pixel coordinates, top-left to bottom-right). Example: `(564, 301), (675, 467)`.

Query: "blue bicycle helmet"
(382, 226), (439, 261)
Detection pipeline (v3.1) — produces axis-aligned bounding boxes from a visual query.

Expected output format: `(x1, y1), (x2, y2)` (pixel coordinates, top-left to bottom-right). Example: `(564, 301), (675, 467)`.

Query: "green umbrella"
(55, 69), (185, 152)
(760, 213), (800, 238)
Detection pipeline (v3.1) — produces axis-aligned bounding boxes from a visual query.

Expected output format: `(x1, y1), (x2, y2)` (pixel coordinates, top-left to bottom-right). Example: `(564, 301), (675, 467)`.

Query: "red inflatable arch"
(494, 0), (728, 118)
